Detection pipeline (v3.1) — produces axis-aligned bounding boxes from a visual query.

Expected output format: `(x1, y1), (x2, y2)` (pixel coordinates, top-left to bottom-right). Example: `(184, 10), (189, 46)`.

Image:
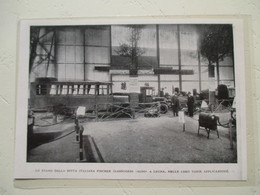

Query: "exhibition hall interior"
(27, 24), (237, 163)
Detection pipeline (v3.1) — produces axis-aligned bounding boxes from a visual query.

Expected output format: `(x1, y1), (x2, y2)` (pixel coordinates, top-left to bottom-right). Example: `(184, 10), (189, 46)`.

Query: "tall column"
(198, 49), (202, 92)
(46, 30), (55, 77)
(156, 25), (161, 96)
(177, 25), (182, 92)
(109, 25), (112, 82)
(82, 27), (86, 81)
(54, 29), (58, 79)
(216, 60), (220, 85)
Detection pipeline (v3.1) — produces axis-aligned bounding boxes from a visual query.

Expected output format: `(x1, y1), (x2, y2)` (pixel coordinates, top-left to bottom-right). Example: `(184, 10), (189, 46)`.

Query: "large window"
(84, 26), (111, 81)
(158, 24), (200, 92)
(56, 26), (111, 82)
(159, 24), (179, 66)
(179, 25), (199, 66)
(111, 25), (157, 71)
(30, 25), (235, 93)
(137, 25), (157, 69)
(57, 27), (84, 81)
(111, 25), (133, 69)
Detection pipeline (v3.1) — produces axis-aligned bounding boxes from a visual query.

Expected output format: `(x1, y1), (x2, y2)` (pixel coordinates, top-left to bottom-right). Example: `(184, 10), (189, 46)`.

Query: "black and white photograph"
(15, 18), (247, 180)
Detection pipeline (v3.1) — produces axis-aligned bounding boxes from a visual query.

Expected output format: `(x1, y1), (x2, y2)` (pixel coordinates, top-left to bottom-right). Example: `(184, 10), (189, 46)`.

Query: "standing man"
(187, 92), (195, 117)
(171, 92), (180, 117)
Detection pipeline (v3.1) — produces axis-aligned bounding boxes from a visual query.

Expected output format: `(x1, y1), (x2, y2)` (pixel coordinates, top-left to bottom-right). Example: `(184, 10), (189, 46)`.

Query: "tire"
(160, 103), (168, 114)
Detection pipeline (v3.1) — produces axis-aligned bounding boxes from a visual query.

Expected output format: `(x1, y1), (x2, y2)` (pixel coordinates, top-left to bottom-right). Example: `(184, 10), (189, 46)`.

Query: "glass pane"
(159, 50), (179, 66)
(33, 63), (47, 78)
(111, 25), (138, 69)
(159, 24), (178, 65)
(35, 44), (42, 56)
(111, 25), (132, 47)
(75, 28), (84, 45)
(85, 26), (110, 46)
(65, 64), (75, 81)
(66, 28), (76, 44)
(85, 64), (110, 82)
(75, 46), (84, 63)
(57, 46), (65, 63)
(85, 47), (110, 63)
(219, 56), (233, 66)
(201, 81), (209, 91)
(57, 29), (66, 44)
(42, 31), (54, 44)
(75, 64), (84, 81)
(65, 46), (75, 63)
(57, 64), (66, 80)
(37, 44), (51, 54)
(46, 64), (55, 78)
(182, 66), (199, 81)
(180, 25), (199, 66)
(201, 79), (217, 92)
(200, 55), (209, 65)
(201, 66), (208, 81)
(180, 25), (198, 50)
(85, 64), (94, 81)
(181, 50), (199, 66)
(219, 67), (234, 80)
(137, 25), (157, 69)
(111, 55), (131, 69)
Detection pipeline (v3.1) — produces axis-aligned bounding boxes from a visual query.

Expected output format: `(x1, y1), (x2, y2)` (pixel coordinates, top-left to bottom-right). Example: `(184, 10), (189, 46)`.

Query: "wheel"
(160, 103), (168, 114)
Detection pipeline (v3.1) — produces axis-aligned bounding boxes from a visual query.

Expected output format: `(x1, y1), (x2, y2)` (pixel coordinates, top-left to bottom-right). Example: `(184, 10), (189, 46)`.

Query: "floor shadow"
(27, 131), (63, 150)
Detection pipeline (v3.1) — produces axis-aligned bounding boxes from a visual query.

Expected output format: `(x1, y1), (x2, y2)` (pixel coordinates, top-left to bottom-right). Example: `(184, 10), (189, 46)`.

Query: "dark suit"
(171, 95), (180, 116)
(187, 95), (195, 117)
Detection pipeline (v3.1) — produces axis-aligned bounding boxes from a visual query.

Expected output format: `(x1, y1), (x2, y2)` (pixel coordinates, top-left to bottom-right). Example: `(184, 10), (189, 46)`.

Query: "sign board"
(76, 106), (86, 116)
(178, 111), (185, 123)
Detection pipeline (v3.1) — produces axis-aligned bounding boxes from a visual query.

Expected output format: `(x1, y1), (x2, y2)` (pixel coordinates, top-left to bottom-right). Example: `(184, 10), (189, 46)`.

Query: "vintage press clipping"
(14, 18), (247, 180)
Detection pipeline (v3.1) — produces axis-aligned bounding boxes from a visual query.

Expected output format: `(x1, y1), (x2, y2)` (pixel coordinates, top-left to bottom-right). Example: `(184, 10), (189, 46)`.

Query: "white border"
(14, 18), (247, 180)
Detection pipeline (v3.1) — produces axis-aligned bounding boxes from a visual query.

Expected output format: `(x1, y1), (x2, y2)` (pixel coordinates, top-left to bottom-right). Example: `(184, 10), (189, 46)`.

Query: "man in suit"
(171, 92), (180, 117)
(187, 92), (195, 117)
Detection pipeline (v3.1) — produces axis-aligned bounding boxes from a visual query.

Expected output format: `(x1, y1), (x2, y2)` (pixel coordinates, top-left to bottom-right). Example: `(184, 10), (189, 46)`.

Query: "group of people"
(171, 92), (194, 117)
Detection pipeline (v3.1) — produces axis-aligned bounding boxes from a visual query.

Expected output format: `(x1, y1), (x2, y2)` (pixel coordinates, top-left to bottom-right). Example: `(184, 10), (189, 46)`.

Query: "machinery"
(29, 78), (171, 123)
(198, 113), (220, 139)
(139, 86), (170, 114)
